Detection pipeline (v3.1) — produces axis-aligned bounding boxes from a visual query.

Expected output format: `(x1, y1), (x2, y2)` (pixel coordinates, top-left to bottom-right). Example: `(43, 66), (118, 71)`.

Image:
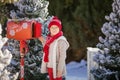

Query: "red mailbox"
(6, 20), (42, 80)
(7, 20), (41, 40)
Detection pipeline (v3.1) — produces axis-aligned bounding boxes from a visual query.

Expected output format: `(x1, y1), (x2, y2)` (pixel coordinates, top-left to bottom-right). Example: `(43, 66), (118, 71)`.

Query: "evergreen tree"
(0, 2), (8, 25)
(5, 0), (51, 80)
(0, 24), (19, 80)
(91, 0), (120, 80)
(0, 0), (18, 3)
(10, 0), (49, 20)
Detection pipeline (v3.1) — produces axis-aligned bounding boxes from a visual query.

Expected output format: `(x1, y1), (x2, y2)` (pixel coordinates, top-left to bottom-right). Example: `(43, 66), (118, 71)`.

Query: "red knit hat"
(48, 16), (62, 30)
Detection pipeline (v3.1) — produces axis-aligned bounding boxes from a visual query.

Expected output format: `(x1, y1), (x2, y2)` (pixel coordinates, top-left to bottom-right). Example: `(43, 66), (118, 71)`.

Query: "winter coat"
(41, 36), (69, 78)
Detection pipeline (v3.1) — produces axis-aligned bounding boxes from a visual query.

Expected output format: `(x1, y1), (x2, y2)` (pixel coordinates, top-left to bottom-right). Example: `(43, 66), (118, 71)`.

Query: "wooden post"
(87, 47), (99, 80)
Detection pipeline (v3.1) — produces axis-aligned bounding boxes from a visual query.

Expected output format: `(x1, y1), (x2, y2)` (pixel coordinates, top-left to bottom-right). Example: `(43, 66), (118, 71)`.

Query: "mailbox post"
(7, 20), (41, 80)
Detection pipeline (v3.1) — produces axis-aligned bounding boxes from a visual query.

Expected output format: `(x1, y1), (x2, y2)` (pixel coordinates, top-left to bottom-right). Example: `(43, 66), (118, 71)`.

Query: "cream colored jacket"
(41, 36), (69, 78)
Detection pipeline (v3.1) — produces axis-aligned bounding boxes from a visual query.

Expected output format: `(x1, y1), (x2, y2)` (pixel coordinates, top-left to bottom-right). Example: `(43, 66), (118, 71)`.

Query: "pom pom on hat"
(48, 16), (62, 30)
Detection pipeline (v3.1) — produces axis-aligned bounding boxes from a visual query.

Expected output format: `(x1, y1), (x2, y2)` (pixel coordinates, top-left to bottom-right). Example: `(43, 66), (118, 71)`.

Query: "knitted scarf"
(43, 31), (63, 62)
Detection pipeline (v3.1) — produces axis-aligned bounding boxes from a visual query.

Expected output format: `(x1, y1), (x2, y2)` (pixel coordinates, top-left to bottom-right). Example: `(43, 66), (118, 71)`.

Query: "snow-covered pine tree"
(91, 0), (120, 80)
(10, 0), (49, 20)
(0, 23), (19, 80)
(5, 0), (52, 80)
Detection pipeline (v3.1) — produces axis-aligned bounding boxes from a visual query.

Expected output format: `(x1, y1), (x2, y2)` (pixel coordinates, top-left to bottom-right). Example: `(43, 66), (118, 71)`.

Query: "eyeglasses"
(50, 25), (59, 30)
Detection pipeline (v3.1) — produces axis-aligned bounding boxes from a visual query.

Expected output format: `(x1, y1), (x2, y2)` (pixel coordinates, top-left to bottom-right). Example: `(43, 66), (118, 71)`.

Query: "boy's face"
(50, 25), (60, 36)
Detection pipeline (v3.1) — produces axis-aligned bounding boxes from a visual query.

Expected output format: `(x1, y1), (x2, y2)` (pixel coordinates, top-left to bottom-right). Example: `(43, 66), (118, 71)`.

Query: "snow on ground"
(66, 60), (87, 80)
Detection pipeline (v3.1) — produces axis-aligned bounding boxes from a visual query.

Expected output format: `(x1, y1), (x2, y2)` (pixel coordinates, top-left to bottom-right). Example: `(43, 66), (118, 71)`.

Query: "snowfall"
(66, 59), (87, 80)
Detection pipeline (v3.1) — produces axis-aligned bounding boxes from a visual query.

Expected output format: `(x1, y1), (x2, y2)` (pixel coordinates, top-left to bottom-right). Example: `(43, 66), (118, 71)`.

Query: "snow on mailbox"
(7, 20), (41, 40)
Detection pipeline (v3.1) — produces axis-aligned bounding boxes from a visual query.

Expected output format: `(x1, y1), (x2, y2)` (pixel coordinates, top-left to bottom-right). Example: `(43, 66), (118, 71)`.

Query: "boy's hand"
(38, 36), (45, 44)
(57, 71), (62, 78)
